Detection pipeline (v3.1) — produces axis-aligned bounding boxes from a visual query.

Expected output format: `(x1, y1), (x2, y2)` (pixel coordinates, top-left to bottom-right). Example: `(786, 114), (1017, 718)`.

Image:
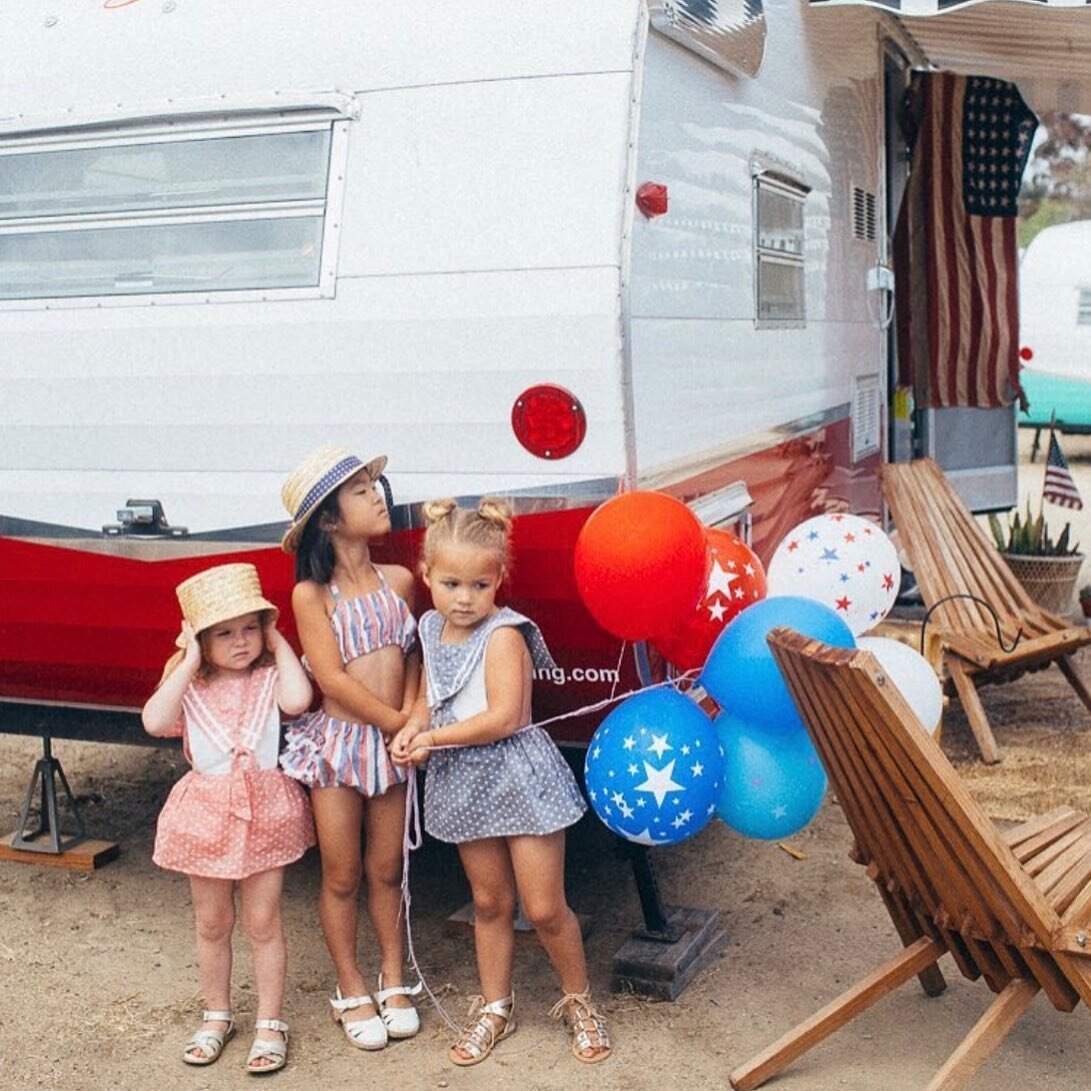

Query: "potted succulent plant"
(988, 504), (1085, 615)
(1080, 585), (1091, 620)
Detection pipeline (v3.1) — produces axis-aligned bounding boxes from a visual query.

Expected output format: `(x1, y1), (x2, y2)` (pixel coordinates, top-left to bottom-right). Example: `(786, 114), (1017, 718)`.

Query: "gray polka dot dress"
(420, 607), (586, 843)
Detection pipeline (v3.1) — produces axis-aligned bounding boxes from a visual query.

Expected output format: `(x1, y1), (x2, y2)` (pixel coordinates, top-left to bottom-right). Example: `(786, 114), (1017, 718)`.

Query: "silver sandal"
(245, 1018), (289, 1075)
(449, 993), (516, 1067)
(550, 988), (612, 1064)
(182, 1009), (235, 1066)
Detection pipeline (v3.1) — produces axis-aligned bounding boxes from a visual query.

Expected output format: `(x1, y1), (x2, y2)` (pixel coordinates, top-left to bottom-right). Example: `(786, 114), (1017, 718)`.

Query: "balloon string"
(919, 593), (1024, 656)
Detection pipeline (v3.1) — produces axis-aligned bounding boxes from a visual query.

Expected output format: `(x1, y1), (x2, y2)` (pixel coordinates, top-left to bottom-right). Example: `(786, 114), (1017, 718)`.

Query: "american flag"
(1044, 432), (1084, 510)
(893, 72), (1037, 409)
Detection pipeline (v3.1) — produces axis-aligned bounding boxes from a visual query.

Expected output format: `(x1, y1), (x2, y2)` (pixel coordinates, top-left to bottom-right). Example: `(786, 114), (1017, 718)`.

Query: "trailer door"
(883, 49), (1018, 513)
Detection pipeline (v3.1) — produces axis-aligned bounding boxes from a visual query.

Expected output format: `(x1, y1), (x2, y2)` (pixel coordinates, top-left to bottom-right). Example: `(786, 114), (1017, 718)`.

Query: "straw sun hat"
(176, 563), (278, 636)
(280, 444), (387, 553)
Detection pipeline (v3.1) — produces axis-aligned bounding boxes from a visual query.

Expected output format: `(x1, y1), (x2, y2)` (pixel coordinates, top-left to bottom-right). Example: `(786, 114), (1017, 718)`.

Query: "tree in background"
(1019, 112), (1091, 249)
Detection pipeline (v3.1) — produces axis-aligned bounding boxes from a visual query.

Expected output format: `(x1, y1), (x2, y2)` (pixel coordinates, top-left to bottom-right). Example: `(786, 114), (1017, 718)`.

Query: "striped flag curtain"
(892, 71), (1037, 409)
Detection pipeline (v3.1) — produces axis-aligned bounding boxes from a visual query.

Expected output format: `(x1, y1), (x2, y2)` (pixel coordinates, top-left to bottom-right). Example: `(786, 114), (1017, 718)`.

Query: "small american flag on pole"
(1044, 432), (1084, 510)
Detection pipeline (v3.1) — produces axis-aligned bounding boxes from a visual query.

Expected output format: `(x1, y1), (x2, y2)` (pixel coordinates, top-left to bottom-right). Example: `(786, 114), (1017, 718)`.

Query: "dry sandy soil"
(4, 432), (1091, 1091)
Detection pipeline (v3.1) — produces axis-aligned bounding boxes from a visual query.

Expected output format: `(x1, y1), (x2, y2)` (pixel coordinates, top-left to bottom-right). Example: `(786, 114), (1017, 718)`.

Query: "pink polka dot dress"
(153, 665), (315, 880)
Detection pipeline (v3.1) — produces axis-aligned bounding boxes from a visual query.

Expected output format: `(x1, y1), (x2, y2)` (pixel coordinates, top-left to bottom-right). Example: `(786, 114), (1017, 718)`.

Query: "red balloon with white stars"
(653, 528), (767, 672)
(765, 513), (900, 636)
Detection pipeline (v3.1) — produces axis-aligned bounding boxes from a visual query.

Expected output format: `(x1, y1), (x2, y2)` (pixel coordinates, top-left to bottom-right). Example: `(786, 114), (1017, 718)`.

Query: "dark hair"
(294, 489), (342, 584)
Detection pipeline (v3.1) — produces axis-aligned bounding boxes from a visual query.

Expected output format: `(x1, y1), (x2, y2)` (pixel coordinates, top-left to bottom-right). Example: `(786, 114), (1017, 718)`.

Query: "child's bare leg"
(188, 875), (236, 1061)
(311, 786), (373, 1018)
(361, 782), (413, 1009)
(240, 867), (287, 1066)
(453, 838), (517, 1058)
(510, 831), (609, 1061)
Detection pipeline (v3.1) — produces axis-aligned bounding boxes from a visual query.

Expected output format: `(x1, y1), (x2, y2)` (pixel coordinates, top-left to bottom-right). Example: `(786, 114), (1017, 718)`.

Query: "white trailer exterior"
(2, 0), (1077, 737)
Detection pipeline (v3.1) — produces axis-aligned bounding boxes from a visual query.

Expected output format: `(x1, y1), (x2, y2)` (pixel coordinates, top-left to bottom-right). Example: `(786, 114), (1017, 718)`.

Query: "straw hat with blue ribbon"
(280, 444), (387, 553)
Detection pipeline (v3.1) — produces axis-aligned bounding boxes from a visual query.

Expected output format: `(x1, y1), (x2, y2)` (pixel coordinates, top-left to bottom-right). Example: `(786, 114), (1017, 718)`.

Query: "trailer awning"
(812, 0), (1091, 111)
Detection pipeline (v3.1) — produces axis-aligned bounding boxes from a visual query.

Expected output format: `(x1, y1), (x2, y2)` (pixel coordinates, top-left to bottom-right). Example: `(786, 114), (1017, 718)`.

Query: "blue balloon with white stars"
(715, 711), (828, 841)
(700, 596), (855, 732)
(584, 688), (723, 846)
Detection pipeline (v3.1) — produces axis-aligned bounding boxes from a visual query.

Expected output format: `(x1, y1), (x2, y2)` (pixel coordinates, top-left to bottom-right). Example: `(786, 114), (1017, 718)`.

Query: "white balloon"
(856, 636), (943, 735)
(766, 514), (901, 636)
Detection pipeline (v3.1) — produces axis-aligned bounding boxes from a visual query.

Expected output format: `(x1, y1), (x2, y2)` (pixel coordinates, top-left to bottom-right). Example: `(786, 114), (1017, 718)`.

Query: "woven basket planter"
(1002, 553), (1085, 616)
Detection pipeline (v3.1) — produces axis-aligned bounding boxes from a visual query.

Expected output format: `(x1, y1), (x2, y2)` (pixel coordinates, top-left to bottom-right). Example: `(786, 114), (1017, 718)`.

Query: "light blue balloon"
(715, 712), (828, 841)
(584, 688), (724, 846)
(700, 596), (855, 730)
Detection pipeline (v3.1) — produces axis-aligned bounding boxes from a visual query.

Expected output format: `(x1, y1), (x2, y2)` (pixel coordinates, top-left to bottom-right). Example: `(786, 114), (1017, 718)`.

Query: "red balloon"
(653, 528), (767, 671)
(574, 491), (707, 642)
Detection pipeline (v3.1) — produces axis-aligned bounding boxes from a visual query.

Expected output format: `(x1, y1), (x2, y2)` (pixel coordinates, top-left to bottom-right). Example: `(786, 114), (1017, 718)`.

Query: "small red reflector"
(1019, 346), (1033, 361)
(511, 385), (587, 460)
(636, 182), (669, 218)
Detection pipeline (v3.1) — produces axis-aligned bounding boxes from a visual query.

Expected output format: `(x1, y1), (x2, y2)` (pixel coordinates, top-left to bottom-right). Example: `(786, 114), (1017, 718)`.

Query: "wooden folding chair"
(880, 457), (1091, 763)
(729, 628), (1091, 1091)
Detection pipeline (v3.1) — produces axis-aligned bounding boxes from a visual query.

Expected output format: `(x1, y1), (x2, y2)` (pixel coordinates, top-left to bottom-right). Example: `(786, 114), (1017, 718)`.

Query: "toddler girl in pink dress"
(142, 562), (315, 1074)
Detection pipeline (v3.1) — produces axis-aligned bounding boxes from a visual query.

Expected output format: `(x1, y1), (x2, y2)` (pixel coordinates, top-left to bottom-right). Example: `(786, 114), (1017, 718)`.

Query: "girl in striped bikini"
(279, 445), (423, 1051)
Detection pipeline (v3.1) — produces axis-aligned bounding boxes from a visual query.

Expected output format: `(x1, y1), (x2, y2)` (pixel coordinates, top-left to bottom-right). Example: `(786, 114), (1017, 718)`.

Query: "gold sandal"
(449, 993), (515, 1067)
(550, 988), (612, 1064)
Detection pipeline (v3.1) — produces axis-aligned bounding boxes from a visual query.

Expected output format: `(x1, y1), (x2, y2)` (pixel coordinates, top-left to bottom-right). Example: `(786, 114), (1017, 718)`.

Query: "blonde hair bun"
(477, 497), (513, 532)
(421, 497), (458, 525)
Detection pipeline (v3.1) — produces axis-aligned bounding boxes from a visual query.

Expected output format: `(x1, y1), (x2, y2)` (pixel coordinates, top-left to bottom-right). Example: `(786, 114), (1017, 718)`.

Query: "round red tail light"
(1019, 346), (1034, 361)
(511, 384), (587, 460)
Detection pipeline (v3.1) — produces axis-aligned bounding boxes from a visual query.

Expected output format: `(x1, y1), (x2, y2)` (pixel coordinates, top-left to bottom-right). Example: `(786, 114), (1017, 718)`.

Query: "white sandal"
(246, 1018), (289, 1075)
(329, 986), (388, 1050)
(376, 973), (423, 1039)
(182, 1009), (235, 1066)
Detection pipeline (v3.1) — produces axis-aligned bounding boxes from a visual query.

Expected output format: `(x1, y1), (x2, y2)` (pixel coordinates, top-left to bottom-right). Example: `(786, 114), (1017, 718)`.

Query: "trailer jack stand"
(11, 736), (87, 854)
(611, 842), (726, 1000)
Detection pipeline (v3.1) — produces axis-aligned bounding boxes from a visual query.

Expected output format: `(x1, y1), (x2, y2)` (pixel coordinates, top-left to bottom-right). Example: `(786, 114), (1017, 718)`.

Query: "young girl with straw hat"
(278, 445), (423, 1050)
(142, 562), (315, 1074)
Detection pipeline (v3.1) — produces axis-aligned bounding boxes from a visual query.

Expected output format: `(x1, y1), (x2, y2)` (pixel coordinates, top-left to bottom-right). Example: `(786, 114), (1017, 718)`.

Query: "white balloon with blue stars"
(765, 513), (900, 637)
(584, 688), (724, 846)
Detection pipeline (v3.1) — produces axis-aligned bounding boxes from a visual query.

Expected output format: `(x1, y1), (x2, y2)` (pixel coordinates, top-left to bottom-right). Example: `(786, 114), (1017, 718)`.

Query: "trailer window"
(753, 171), (808, 329)
(1079, 288), (1091, 326)
(0, 125), (337, 302)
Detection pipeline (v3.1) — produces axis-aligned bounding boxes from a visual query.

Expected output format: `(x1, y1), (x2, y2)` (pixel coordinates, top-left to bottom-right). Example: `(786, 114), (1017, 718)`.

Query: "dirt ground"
(5, 431), (1091, 1091)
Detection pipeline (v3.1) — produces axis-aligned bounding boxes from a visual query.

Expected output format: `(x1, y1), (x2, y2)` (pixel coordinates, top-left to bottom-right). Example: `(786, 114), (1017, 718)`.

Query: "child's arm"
(390, 664), (431, 766)
(400, 649), (421, 719)
(265, 620), (312, 717)
(141, 623), (201, 736)
(292, 580), (407, 734)
(404, 628), (528, 760)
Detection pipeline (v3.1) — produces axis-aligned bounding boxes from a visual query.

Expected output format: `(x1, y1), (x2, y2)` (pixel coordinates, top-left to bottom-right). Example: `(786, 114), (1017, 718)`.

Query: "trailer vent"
(851, 373), (881, 463)
(852, 187), (877, 242)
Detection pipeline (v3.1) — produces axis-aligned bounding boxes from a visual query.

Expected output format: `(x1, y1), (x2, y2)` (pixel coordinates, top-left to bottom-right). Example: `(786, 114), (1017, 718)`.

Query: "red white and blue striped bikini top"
(328, 568), (416, 664)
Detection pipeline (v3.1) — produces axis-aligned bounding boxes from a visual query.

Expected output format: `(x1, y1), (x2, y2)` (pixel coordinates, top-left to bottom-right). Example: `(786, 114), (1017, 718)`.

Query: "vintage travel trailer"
(1019, 220), (1091, 441)
(1, 0), (1088, 771)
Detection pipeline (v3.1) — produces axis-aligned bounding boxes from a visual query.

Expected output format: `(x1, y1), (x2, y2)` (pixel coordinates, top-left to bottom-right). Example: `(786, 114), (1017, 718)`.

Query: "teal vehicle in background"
(1018, 220), (1091, 457)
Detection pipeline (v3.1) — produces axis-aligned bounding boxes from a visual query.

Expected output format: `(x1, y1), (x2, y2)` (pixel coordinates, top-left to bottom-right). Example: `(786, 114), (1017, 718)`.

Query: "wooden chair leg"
(728, 937), (944, 1091)
(875, 884), (947, 996)
(1058, 655), (1091, 716)
(924, 978), (1039, 1091)
(946, 657), (1001, 765)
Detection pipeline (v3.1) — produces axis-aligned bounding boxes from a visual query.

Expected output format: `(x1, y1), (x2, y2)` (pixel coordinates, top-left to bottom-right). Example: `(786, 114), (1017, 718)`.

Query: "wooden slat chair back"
(879, 457), (1091, 762)
(729, 628), (1091, 1091)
